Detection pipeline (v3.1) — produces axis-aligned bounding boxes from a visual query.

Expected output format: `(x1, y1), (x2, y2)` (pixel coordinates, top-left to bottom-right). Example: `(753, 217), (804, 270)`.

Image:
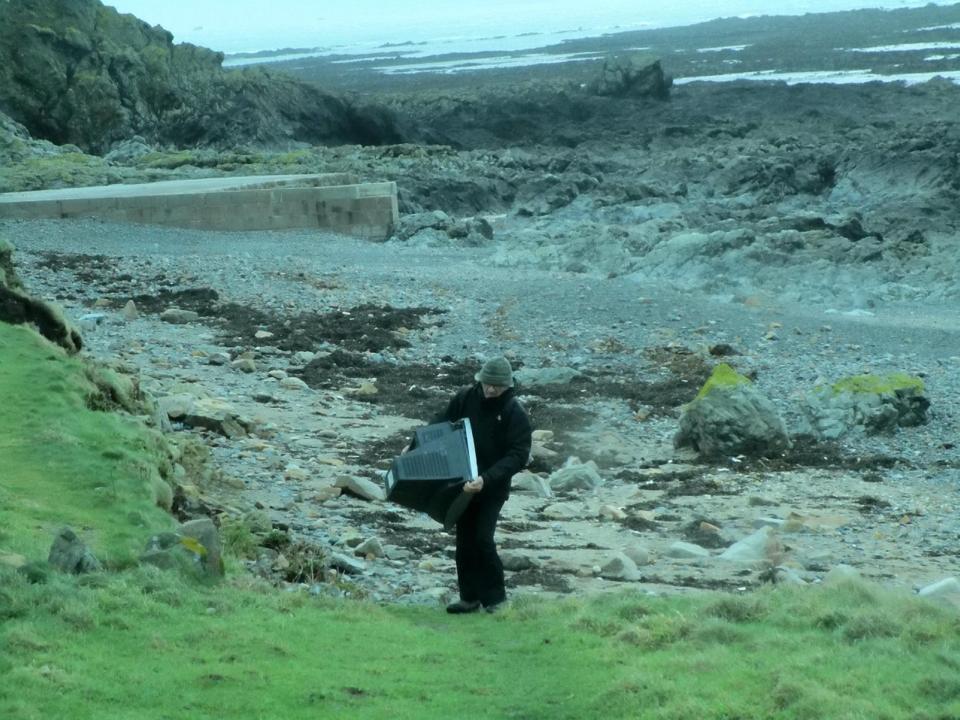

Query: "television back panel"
(384, 418), (478, 529)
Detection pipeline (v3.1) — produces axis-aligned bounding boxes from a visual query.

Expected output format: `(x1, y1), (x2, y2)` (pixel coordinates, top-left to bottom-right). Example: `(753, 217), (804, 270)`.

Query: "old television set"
(384, 418), (478, 530)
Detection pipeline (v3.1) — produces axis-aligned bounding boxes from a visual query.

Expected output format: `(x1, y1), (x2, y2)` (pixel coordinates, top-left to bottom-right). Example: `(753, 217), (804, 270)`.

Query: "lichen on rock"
(830, 373), (925, 396)
(800, 372), (930, 438)
(695, 363), (751, 400)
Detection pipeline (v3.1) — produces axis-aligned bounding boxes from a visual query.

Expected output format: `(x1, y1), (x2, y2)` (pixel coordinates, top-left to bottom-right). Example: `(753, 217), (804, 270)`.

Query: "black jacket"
(431, 384), (532, 498)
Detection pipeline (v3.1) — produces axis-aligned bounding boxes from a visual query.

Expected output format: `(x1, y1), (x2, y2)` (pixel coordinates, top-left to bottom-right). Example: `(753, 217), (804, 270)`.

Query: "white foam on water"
(675, 68), (960, 85)
(697, 45), (751, 53)
(915, 22), (960, 31)
(376, 52), (603, 76)
(848, 41), (960, 52)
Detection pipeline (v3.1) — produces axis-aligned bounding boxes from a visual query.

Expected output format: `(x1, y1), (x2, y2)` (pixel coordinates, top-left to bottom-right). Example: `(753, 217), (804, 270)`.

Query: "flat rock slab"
(0, 174), (399, 239)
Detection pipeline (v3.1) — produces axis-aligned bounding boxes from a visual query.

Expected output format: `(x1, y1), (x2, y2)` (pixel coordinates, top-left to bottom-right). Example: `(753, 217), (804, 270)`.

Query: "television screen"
(384, 418), (478, 529)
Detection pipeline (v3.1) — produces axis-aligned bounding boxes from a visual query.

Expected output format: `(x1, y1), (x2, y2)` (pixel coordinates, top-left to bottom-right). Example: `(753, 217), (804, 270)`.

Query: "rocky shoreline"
(3, 217), (959, 606)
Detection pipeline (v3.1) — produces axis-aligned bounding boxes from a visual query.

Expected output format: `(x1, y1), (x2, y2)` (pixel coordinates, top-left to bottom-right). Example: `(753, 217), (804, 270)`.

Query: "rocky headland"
(1, 1), (960, 607)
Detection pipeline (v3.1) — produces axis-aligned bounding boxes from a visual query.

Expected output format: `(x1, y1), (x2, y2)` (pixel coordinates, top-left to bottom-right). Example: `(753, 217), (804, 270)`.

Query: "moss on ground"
(0, 152), (118, 192)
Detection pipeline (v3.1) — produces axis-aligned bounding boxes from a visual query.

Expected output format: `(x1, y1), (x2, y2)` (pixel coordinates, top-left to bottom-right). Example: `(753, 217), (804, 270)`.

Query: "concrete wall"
(0, 175), (399, 240)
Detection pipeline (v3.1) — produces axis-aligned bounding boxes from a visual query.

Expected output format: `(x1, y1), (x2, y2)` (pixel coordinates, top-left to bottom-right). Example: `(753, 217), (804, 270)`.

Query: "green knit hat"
(475, 356), (514, 387)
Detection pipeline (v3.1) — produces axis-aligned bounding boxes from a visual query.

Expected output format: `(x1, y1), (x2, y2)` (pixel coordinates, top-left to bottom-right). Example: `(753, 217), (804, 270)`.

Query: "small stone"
(232, 358), (257, 373)
(511, 471), (552, 497)
(354, 537), (385, 558)
(541, 503), (585, 520)
(718, 526), (780, 565)
(318, 457), (345, 467)
(352, 381), (378, 397)
(665, 541), (711, 559)
(500, 551), (540, 571)
(623, 544), (652, 566)
(823, 564), (862, 585)
(918, 577), (960, 608)
(753, 517), (785, 529)
(255, 330), (275, 340)
(311, 486), (342, 503)
(122, 300), (139, 321)
(548, 460), (603, 492)
(281, 377), (310, 391)
(334, 475), (385, 502)
(600, 552), (640, 581)
(329, 552), (366, 575)
(599, 504), (627, 521)
(284, 464), (310, 481)
(774, 566), (807, 585)
(160, 308), (199, 324)
(208, 353), (230, 366)
(159, 393), (195, 420)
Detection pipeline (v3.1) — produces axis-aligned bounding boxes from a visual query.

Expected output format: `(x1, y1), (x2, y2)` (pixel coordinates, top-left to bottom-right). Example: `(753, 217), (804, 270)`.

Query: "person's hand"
(463, 476), (484, 494)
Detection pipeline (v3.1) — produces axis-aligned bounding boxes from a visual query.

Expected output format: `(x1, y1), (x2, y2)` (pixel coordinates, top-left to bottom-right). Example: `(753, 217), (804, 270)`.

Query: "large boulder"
(48, 527), (101, 574)
(589, 55), (672, 100)
(675, 364), (790, 458)
(799, 373), (930, 439)
(140, 518), (224, 578)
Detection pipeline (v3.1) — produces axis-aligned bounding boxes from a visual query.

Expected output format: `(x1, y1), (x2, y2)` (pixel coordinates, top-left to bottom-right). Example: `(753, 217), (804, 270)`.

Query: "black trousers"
(455, 493), (507, 606)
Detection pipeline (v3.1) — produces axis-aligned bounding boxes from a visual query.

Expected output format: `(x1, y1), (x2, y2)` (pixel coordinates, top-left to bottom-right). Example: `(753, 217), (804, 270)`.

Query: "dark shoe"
(484, 600), (507, 614)
(446, 599), (481, 614)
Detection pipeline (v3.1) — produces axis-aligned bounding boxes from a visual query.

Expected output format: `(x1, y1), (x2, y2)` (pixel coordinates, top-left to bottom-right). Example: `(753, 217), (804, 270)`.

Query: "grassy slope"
(2, 322), (960, 719)
(0, 322), (174, 563)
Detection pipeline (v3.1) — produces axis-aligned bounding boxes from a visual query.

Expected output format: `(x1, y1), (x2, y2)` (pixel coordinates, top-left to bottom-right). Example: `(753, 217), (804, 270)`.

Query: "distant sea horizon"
(163, 0), (954, 63)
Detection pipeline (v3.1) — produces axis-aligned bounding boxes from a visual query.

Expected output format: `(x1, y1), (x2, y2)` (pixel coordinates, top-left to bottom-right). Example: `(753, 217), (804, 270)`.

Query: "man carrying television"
(430, 356), (532, 615)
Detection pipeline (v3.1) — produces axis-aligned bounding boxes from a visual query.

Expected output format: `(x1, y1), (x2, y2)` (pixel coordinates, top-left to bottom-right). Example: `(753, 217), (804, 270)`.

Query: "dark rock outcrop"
(0, 237), (23, 291)
(0, 239), (83, 353)
(388, 71), (672, 150)
(589, 55), (672, 100)
(0, 0), (400, 152)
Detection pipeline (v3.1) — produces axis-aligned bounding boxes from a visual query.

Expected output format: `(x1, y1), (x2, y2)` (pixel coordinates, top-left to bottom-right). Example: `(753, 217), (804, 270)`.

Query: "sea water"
(106, 0), (953, 59)
(107, 0), (959, 82)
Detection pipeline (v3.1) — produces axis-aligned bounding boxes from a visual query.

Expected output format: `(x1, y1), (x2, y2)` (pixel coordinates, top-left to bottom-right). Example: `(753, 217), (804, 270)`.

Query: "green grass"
(2, 320), (960, 719)
(0, 323), (175, 565)
(2, 569), (960, 720)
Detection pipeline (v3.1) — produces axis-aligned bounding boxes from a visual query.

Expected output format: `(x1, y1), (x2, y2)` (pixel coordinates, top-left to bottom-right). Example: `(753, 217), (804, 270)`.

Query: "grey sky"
(103, 1), (946, 53)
